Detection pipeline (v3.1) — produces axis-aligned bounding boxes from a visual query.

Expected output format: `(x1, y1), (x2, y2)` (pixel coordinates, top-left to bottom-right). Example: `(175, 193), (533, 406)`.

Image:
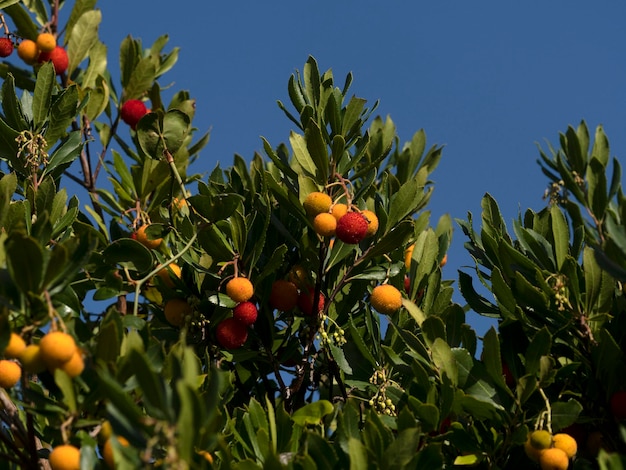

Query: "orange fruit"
(440, 253), (448, 268)
(361, 210), (379, 237)
(48, 444), (81, 470)
(134, 224), (162, 249)
(60, 350), (85, 378)
(313, 212), (337, 237)
(36, 32), (56, 52)
(552, 433), (577, 458)
(331, 203), (348, 221)
(303, 192), (332, 216)
(157, 263), (182, 288)
(538, 447), (569, 470)
(39, 332), (77, 368)
(102, 436), (129, 469)
(0, 360), (21, 388)
(3, 333), (26, 359)
(225, 277), (254, 303)
(370, 285), (403, 315)
(17, 39), (38, 64)
(163, 298), (193, 327)
(19, 344), (46, 373)
(524, 430), (553, 462)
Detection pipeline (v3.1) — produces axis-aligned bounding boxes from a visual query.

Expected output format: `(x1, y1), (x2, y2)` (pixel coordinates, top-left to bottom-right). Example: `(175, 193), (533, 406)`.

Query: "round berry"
(38, 46), (68, 75)
(120, 99), (148, 130)
(233, 301), (258, 325)
(225, 277), (254, 303)
(336, 212), (369, 244)
(269, 280), (299, 311)
(370, 284), (403, 315)
(17, 39), (39, 64)
(36, 32), (56, 52)
(313, 212), (337, 237)
(303, 192), (332, 217)
(216, 318), (248, 349)
(0, 37), (14, 58)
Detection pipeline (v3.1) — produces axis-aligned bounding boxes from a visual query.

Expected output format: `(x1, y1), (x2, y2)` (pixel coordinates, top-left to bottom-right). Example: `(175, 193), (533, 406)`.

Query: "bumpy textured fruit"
(331, 203), (348, 221)
(36, 32), (56, 52)
(60, 350), (85, 378)
(0, 360), (21, 388)
(361, 210), (379, 237)
(269, 280), (299, 311)
(610, 390), (626, 421)
(133, 224), (162, 249)
(157, 263), (182, 288)
(38, 46), (68, 75)
(4, 333), (26, 359)
(120, 99), (148, 129)
(19, 344), (46, 373)
(49, 444), (81, 470)
(552, 433), (577, 458)
(336, 212), (369, 244)
(17, 39), (38, 64)
(233, 301), (258, 325)
(538, 447), (569, 470)
(0, 37), (14, 57)
(303, 192), (332, 217)
(39, 331), (77, 368)
(164, 298), (193, 327)
(370, 284), (403, 315)
(525, 430), (553, 462)
(216, 318), (248, 349)
(226, 277), (254, 303)
(313, 212), (337, 237)
(297, 288), (326, 316)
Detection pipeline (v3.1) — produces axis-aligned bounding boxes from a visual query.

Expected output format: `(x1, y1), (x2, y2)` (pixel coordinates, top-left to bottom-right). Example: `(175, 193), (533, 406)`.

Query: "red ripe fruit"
(297, 288), (326, 316)
(0, 38), (14, 58)
(233, 301), (258, 326)
(215, 318), (248, 349)
(336, 212), (369, 244)
(38, 46), (68, 75)
(120, 99), (148, 130)
(610, 390), (626, 421)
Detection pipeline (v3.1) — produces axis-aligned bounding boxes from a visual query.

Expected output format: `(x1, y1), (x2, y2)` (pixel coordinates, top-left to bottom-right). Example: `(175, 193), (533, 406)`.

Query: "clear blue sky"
(95, 2), (626, 336)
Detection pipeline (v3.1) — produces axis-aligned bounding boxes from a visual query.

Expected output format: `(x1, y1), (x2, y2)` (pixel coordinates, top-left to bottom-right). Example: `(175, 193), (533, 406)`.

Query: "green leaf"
(525, 328), (551, 377)
(67, 9), (101, 76)
(44, 130), (84, 177)
(431, 338), (458, 386)
(304, 119), (329, 183)
(44, 84), (80, 150)
(328, 342), (352, 374)
(591, 124), (610, 167)
(137, 109), (190, 158)
(188, 193), (244, 222)
(53, 369), (77, 413)
(348, 438), (368, 470)
(1, 74), (28, 131)
(583, 246), (602, 314)
(291, 400), (334, 426)
(551, 399), (583, 431)
(124, 56), (156, 100)
(5, 233), (43, 294)
(4, 5), (38, 40)
(586, 157), (608, 220)
(550, 204), (569, 270)
(128, 349), (169, 420)
(289, 131), (317, 179)
(102, 238), (154, 273)
(32, 62), (55, 129)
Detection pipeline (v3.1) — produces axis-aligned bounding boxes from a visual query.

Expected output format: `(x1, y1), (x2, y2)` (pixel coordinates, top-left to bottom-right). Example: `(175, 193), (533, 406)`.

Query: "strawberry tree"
(0, 2), (624, 469)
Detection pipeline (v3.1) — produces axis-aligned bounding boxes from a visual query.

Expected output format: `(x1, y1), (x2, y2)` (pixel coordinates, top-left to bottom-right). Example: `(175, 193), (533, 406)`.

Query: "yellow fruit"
(48, 444), (81, 470)
(102, 436), (129, 469)
(157, 263), (182, 288)
(99, 421), (113, 443)
(313, 212), (337, 237)
(39, 332), (77, 368)
(331, 203), (348, 221)
(370, 285), (403, 315)
(164, 298), (193, 327)
(197, 450), (214, 463)
(225, 277), (254, 303)
(134, 224), (162, 249)
(524, 430), (553, 462)
(0, 360), (21, 388)
(361, 210), (379, 237)
(17, 39), (38, 64)
(36, 32), (56, 52)
(552, 433), (577, 458)
(19, 344), (46, 373)
(405, 244), (415, 269)
(538, 447), (569, 470)
(4, 333), (26, 359)
(303, 192), (332, 216)
(60, 350), (85, 378)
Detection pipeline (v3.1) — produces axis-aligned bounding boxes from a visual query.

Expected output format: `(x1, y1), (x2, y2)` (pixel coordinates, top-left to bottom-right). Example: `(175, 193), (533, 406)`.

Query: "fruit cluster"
(214, 277), (257, 349)
(524, 429), (577, 470)
(0, 330), (84, 389)
(8, 33), (69, 75)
